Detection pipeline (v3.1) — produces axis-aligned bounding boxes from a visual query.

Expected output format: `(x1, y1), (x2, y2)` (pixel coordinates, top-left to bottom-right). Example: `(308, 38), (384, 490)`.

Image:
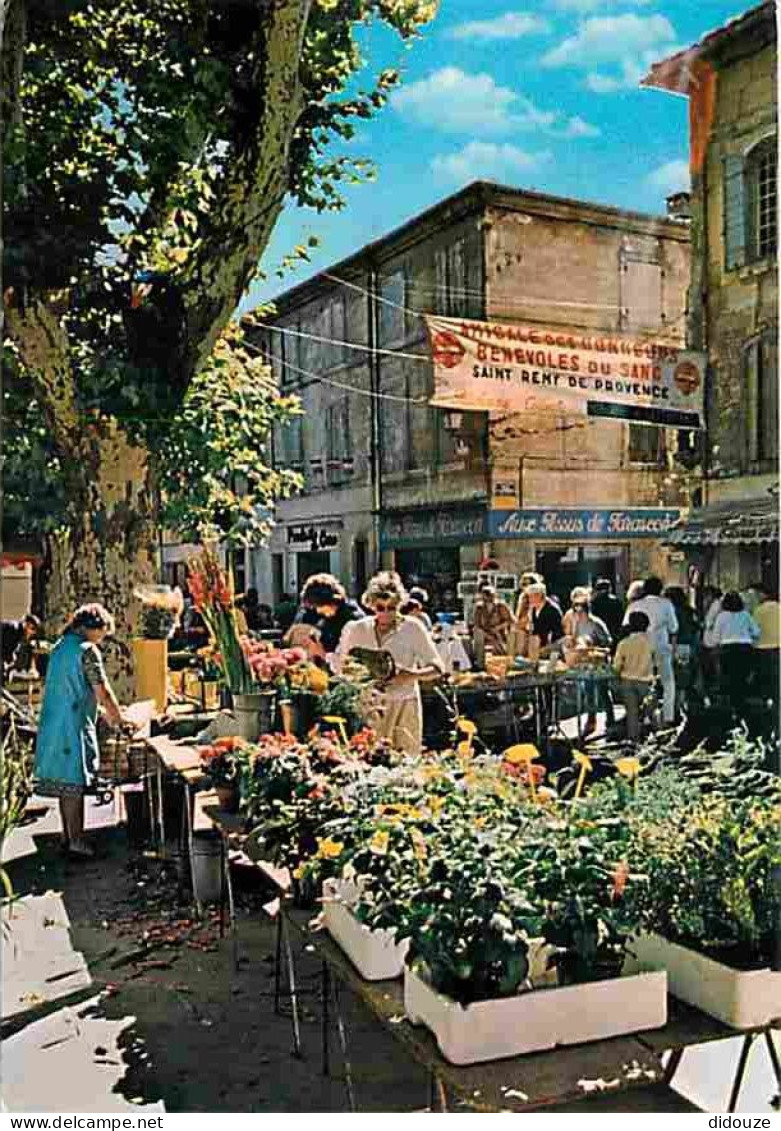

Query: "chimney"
(666, 191), (691, 220)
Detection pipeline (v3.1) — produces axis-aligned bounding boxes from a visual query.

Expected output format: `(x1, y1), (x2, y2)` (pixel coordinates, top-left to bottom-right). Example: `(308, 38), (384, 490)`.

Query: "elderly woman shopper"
(34, 603), (126, 858)
(336, 572), (443, 756)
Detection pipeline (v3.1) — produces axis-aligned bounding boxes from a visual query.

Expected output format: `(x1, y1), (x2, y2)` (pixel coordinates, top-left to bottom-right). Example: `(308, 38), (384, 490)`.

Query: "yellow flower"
(456, 740), (473, 758)
(503, 744), (540, 765)
(307, 665), (329, 694)
(572, 750), (592, 770)
(426, 795), (446, 815)
(456, 718), (477, 737)
(410, 827), (428, 862)
(316, 837), (344, 860)
(369, 829), (390, 856)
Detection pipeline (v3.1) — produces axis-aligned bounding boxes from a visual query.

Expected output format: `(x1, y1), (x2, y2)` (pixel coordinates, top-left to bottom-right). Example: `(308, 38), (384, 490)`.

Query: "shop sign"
(287, 524), (341, 552)
(488, 508), (682, 540)
(425, 315), (704, 428)
(491, 467), (519, 511)
(380, 507), (486, 550)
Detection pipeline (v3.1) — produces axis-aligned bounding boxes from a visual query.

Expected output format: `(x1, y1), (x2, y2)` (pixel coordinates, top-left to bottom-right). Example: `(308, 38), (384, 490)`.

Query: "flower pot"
(626, 933), (781, 1029)
(215, 783), (240, 814)
(231, 690), (276, 741)
(403, 964), (667, 1066)
(280, 693), (320, 739)
(133, 639), (168, 712)
(323, 879), (409, 981)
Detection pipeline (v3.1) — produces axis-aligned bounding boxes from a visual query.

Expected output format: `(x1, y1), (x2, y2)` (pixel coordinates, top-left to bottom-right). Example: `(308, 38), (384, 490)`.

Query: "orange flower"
(611, 860), (630, 900)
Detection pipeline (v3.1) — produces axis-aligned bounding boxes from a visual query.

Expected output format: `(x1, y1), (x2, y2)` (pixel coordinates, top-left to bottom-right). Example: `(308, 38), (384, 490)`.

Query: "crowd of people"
(6, 568), (777, 857)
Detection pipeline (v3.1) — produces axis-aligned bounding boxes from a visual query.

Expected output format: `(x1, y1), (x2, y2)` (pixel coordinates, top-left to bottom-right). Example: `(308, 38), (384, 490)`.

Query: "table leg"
(219, 837), (227, 939)
(155, 759), (166, 856)
(321, 961), (330, 1077)
(429, 1072), (448, 1112)
(273, 913), (283, 1015)
(332, 977), (355, 1111)
(223, 836), (239, 972)
(663, 1047), (684, 1086)
(183, 781), (202, 918)
(145, 771), (156, 846)
(576, 681), (584, 743)
(728, 1033), (755, 1113)
(765, 1029), (781, 1090)
(283, 917), (303, 1059)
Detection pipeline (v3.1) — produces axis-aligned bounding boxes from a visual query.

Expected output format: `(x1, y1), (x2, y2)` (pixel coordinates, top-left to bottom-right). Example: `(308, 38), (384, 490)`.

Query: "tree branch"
(5, 296), (81, 452)
(178, 0), (313, 379)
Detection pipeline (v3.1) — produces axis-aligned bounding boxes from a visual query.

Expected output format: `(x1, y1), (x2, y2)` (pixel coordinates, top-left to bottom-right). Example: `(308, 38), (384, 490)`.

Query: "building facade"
(644, 2), (778, 591)
(249, 181), (693, 609)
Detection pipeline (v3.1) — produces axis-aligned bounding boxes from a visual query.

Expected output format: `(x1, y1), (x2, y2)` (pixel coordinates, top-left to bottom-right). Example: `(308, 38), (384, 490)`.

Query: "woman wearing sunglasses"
(336, 571), (444, 755)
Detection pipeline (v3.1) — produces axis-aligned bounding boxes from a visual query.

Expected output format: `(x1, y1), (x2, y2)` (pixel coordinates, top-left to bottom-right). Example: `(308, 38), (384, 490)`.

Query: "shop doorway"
(395, 547), (461, 613)
(297, 551), (331, 590)
(535, 546), (628, 609)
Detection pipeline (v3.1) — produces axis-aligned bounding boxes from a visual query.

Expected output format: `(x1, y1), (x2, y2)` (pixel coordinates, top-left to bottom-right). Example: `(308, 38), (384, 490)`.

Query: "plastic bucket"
(191, 830), (223, 903)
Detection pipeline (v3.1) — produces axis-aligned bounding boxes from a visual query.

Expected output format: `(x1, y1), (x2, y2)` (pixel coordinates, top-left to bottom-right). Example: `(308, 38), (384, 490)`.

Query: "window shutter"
(723, 154), (747, 270)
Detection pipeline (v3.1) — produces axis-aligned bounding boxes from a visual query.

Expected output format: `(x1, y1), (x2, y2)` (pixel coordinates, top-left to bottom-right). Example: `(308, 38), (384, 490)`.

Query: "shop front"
(380, 504), (487, 612)
(488, 507), (682, 605)
(663, 494), (779, 594)
(287, 522), (342, 590)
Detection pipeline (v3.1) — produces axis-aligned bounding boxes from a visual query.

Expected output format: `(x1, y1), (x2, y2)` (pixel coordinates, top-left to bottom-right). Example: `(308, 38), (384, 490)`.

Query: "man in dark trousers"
(591, 579), (624, 645)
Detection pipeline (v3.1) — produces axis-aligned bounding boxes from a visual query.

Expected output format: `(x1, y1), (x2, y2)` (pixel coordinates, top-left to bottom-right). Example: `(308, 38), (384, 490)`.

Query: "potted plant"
(626, 788), (781, 1027)
(133, 585), (184, 710)
(199, 737), (249, 813)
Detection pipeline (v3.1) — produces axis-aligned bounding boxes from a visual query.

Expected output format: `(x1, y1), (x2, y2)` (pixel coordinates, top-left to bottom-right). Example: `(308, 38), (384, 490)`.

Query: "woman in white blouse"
(336, 572), (444, 756)
(711, 590), (760, 717)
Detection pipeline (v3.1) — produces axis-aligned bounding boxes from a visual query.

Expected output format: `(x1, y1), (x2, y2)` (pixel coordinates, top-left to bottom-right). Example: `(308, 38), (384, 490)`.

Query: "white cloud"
(448, 12), (549, 40)
(562, 115), (601, 138)
(646, 159), (690, 197)
(394, 67), (598, 140)
(542, 14), (677, 90)
(393, 68), (556, 133)
(432, 141), (551, 184)
(553, 0), (651, 10)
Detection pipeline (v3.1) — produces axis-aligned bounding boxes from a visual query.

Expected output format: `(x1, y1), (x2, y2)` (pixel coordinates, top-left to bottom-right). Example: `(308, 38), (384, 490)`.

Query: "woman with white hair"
(336, 571), (444, 755)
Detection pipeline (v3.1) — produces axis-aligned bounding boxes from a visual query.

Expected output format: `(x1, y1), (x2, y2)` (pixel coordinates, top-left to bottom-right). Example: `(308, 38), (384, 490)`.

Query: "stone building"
(644, 2), (778, 591)
(249, 181), (692, 608)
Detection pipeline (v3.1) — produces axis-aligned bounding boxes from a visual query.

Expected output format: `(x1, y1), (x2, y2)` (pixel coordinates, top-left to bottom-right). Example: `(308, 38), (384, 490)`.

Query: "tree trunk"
(43, 418), (160, 700)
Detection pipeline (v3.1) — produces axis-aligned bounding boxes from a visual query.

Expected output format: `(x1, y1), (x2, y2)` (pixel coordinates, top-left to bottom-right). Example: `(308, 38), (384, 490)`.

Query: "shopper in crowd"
(238, 588), (262, 631)
(623, 576), (678, 725)
(591, 578), (624, 644)
(563, 595), (612, 738)
(526, 582), (564, 657)
(337, 571), (444, 756)
(274, 592), (300, 634)
(34, 604), (130, 858)
(256, 603), (276, 630)
(710, 590), (760, 718)
(402, 586), (433, 631)
(701, 584), (723, 690)
(613, 611), (655, 741)
(299, 573), (365, 655)
(2, 612), (42, 676)
(753, 582), (780, 701)
(472, 583), (514, 668)
(562, 586), (592, 638)
(665, 585), (701, 718)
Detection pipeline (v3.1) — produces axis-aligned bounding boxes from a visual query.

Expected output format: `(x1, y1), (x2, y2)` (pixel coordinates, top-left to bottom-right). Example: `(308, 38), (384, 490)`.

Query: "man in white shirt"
(336, 572), (444, 755)
(622, 576), (678, 724)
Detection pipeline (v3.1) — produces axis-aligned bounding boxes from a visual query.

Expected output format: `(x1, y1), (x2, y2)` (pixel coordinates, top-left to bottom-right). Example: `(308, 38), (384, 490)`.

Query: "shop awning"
(664, 495), (779, 546)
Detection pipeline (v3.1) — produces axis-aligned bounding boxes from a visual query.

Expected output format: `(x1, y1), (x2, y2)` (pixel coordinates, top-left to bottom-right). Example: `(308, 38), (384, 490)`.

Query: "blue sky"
(246, 0), (746, 307)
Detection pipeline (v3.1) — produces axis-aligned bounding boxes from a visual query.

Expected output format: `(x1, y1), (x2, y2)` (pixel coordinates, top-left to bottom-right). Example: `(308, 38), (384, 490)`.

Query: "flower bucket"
(626, 933), (781, 1029)
(133, 639), (168, 712)
(191, 830), (223, 904)
(215, 783), (240, 814)
(403, 964), (667, 1065)
(323, 879), (409, 981)
(231, 690), (276, 741)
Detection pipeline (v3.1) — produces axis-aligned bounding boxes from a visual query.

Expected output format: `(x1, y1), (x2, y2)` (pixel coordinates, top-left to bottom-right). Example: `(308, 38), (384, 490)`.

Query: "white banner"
(425, 316), (705, 427)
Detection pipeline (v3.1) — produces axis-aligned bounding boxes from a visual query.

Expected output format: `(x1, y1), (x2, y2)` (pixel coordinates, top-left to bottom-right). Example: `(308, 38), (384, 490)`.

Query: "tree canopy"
(2, 0), (437, 549)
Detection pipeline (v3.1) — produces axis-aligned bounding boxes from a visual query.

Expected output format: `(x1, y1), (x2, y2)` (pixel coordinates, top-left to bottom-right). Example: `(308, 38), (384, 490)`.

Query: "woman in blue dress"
(34, 603), (125, 858)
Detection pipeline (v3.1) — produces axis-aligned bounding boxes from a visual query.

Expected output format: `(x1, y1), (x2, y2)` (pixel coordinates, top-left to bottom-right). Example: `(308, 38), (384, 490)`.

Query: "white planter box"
(323, 879), (409, 982)
(404, 964), (667, 1066)
(626, 933), (781, 1029)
